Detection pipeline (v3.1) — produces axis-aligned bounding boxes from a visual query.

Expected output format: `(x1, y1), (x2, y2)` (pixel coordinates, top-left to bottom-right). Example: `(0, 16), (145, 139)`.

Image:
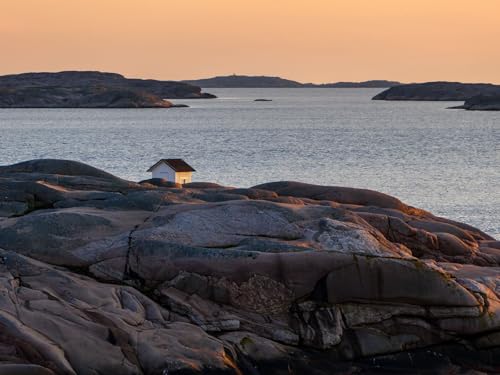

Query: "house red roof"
(147, 159), (196, 172)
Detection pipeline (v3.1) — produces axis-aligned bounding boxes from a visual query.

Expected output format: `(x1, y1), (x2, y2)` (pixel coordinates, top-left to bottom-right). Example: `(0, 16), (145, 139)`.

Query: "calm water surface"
(0, 88), (498, 238)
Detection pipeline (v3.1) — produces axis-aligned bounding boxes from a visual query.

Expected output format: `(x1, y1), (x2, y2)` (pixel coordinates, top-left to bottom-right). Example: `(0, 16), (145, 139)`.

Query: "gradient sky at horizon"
(2, 0), (500, 83)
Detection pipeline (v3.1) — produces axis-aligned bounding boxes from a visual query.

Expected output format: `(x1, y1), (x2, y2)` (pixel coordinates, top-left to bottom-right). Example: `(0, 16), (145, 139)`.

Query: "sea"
(0, 88), (498, 238)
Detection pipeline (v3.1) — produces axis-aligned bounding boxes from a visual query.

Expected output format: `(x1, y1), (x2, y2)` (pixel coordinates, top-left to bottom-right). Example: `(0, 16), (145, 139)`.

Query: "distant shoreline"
(0, 71), (215, 108)
(183, 75), (401, 88)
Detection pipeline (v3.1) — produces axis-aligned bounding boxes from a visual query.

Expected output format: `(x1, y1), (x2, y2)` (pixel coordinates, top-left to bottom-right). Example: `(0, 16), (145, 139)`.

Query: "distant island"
(451, 94), (500, 111)
(4, 72), (499, 110)
(373, 82), (500, 101)
(183, 75), (401, 88)
(0, 71), (216, 108)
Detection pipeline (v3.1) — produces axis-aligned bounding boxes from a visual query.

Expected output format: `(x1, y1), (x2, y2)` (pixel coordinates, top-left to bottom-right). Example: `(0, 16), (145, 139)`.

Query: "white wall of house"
(175, 172), (192, 184)
(151, 163), (193, 184)
(151, 163), (176, 181)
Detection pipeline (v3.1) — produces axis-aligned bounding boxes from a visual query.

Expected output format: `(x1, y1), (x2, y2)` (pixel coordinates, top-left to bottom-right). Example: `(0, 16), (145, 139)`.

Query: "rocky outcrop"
(0, 71), (216, 99)
(0, 159), (498, 374)
(0, 71), (216, 108)
(452, 94), (500, 111)
(0, 86), (172, 108)
(373, 81), (500, 101)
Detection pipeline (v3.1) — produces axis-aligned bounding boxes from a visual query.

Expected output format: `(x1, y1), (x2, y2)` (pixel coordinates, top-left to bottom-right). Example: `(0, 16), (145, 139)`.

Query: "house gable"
(147, 159), (195, 173)
(147, 159), (195, 183)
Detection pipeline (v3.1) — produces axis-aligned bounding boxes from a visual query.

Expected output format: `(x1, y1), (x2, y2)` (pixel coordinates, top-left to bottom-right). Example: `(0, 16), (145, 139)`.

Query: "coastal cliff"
(0, 71), (215, 108)
(0, 159), (498, 374)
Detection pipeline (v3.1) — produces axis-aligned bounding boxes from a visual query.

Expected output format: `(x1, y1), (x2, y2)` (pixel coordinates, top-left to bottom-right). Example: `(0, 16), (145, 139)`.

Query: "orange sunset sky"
(2, 0), (500, 83)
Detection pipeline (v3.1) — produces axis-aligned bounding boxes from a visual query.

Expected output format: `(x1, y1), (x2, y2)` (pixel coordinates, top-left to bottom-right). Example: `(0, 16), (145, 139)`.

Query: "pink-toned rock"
(0, 160), (497, 374)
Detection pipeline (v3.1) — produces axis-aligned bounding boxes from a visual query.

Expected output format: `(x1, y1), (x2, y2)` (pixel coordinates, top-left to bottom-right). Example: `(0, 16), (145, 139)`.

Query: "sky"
(1, 0), (500, 83)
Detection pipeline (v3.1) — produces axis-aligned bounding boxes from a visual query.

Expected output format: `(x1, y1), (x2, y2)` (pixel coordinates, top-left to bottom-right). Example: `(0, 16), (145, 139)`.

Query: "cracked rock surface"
(0, 159), (499, 374)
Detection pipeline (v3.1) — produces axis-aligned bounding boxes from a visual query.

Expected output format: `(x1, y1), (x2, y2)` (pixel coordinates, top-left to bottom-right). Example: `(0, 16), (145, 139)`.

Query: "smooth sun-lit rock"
(0, 159), (498, 374)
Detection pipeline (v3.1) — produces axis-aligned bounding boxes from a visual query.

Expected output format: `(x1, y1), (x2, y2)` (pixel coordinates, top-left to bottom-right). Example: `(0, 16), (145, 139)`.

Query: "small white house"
(147, 159), (196, 184)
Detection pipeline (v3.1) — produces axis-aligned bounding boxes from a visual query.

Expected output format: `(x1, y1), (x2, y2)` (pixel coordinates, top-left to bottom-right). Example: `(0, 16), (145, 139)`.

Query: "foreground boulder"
(0, 159), (498, 374)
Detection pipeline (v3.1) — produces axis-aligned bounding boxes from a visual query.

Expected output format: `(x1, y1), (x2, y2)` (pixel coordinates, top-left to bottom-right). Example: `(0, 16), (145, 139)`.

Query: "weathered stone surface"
(0, 249), (232, 375)
(155, 287), (240, 332)
(0, 207), (150, 266)
(183, 182), (225, 189)
(192, 192), (250, 202)
(133, 200), (304, 248)
(290, 301), (343, 349)
(0, 159), (498, 374)
(254, 181), (413, 212)
(304, 217), (412, 257)
(0, 364), (56, 375)
(227, 188), (278, 200)
(138, 178), (181, 188)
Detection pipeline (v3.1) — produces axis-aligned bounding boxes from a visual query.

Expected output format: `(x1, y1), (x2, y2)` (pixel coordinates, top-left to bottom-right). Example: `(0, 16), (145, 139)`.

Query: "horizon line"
(2, 69), (500, 86)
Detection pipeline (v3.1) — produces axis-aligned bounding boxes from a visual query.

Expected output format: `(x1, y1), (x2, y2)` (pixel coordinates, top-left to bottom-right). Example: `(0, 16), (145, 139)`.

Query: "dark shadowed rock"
(0, 86), (172, 108)
(227, 188), (278, 200)
(0, 71), (215, 100)
(184, 75), (304, 88)
(0, 364), (56, 375)
(0, 71), (217, 108)
(373, 81), (500, 101)
(0, 159), (121, 180)
(455, 94), (500, 110)
(192, 192), (249, 202)
(139, 178), (181, 188)
(183, 182), (226, 189)
(184, 75), (400, 88)
(315, 80), (401, 88)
